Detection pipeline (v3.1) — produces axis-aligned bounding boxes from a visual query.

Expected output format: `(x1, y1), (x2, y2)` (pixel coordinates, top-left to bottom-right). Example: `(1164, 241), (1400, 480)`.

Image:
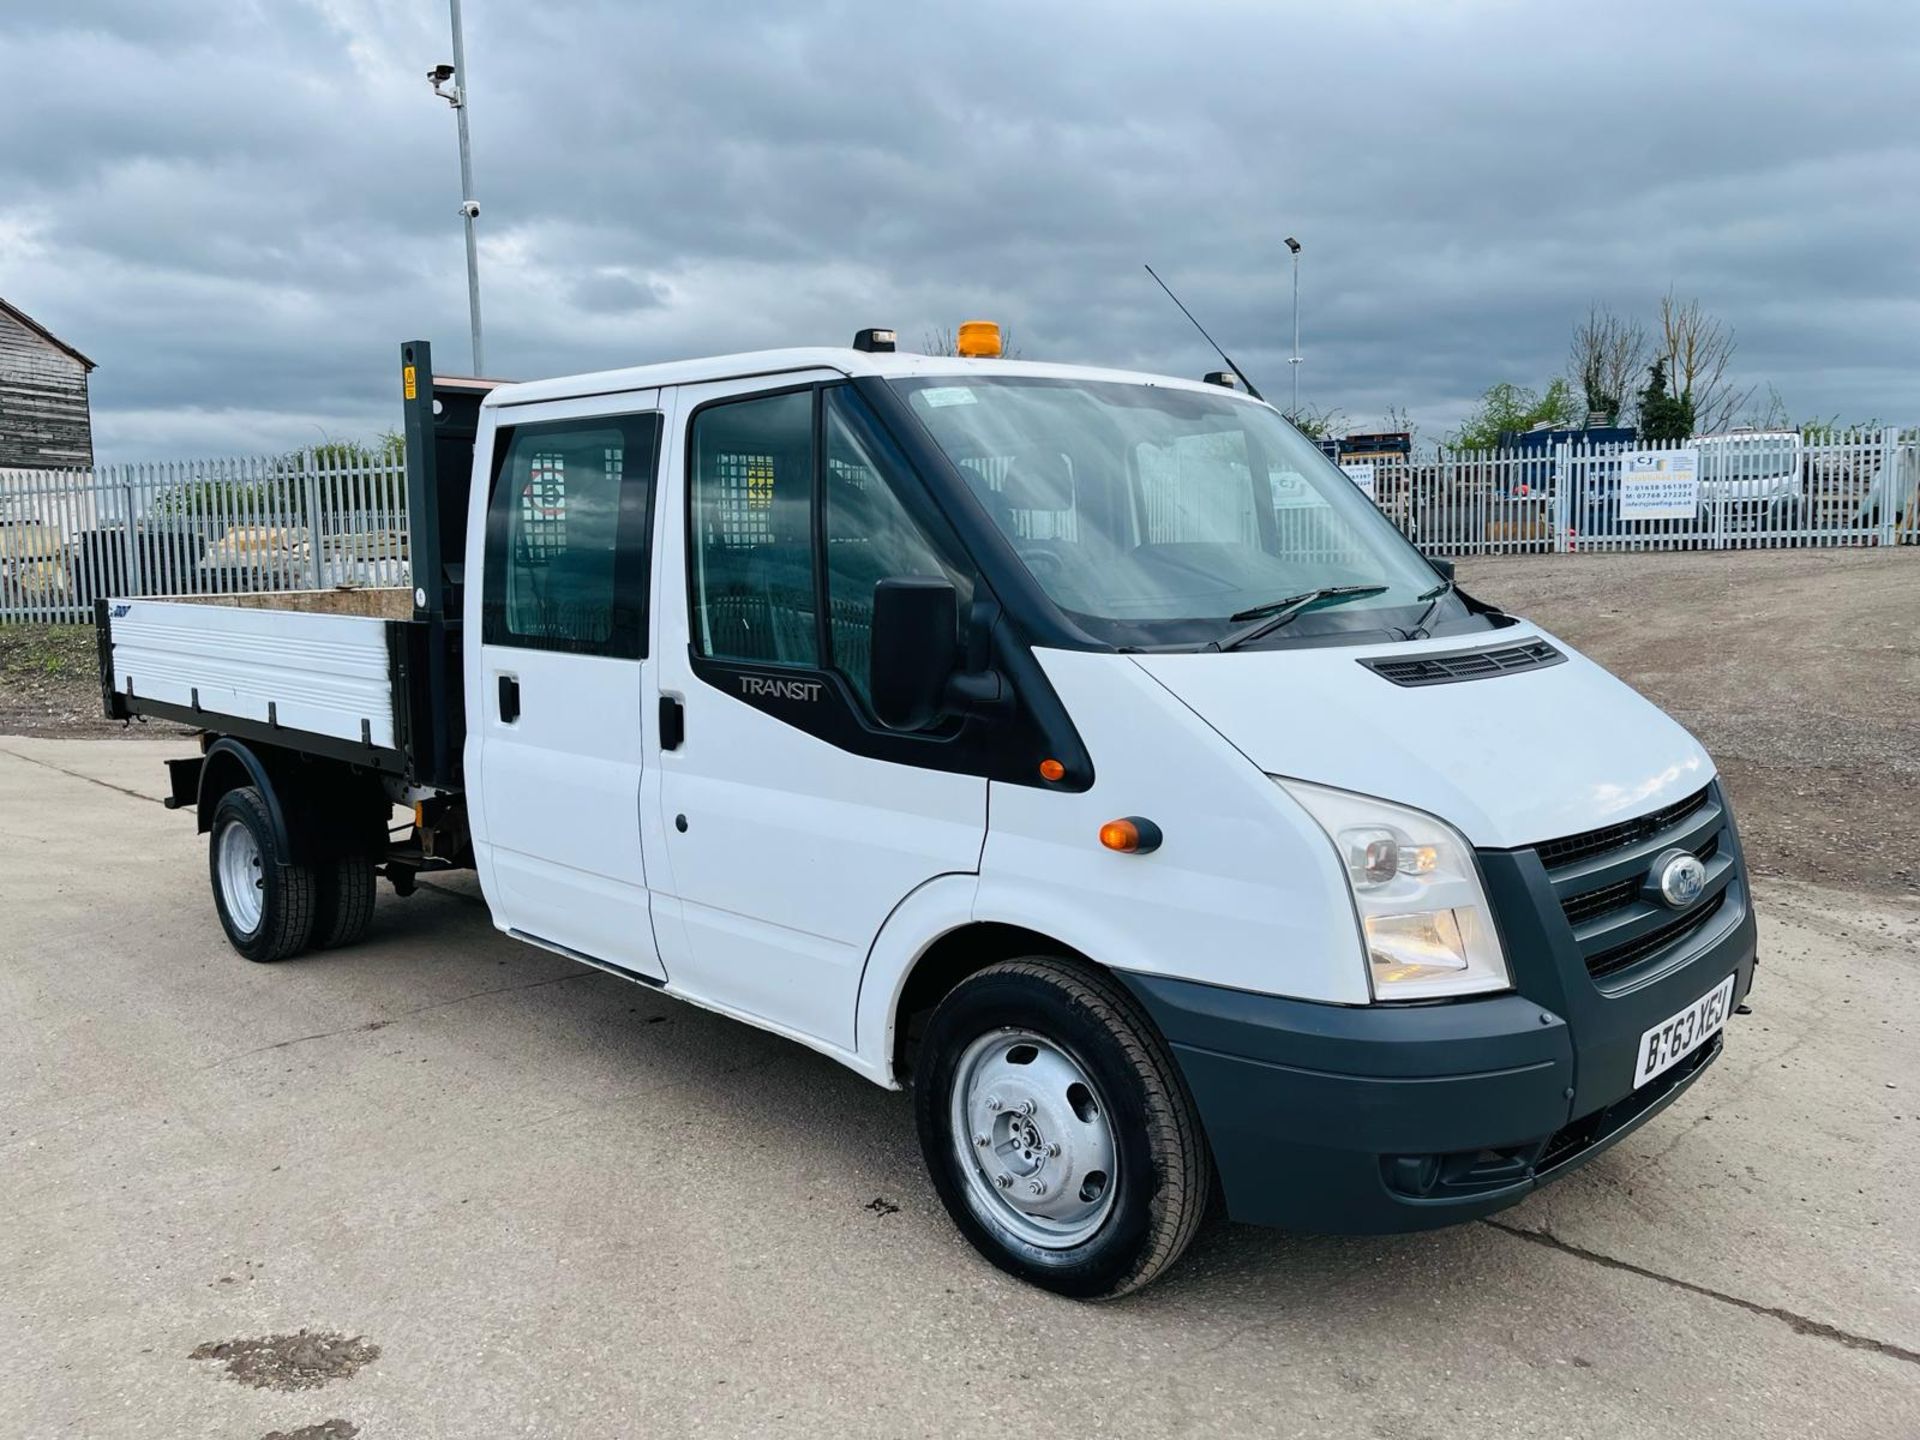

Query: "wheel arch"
(197, 738), (290, 849)
(195, 737), (388, 864)
(855, 875), (1146, 1088)
(889, 921), (1106, 1083)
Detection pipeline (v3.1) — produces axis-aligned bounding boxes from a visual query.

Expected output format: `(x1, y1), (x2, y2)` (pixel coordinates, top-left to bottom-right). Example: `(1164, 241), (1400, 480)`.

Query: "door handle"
(658, 694), (685, 750)
(498, 674), (520, 723)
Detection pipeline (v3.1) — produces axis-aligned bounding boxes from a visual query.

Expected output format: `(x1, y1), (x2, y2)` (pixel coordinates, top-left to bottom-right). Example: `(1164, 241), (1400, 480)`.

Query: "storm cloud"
(2, 0), (1914, 458)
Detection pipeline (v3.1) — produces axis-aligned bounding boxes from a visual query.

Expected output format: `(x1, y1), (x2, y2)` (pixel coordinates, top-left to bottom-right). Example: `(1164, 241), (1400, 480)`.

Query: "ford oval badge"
(1657, 853), (1707, 909)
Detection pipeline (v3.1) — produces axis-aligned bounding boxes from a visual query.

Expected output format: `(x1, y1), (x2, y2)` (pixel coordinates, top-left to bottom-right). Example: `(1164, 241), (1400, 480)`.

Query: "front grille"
(1558, 833), (1721, 929)
(1585, 890), (1728, 980)
(1561, 876), (1640, 925)
(1531, 783), (1734, 984)
(1361, 639), (1565, 687)
(1537, 786), (1712, 869)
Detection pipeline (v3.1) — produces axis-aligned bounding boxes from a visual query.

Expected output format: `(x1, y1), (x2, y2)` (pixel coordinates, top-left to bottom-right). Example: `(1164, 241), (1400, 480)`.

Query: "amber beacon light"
(1099, 816), (1163, 854)
(956, 320), (1004, 358)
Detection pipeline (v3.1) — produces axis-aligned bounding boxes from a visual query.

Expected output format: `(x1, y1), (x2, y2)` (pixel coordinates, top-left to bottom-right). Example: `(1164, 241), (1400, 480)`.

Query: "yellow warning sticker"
(402, 364), (417, 400)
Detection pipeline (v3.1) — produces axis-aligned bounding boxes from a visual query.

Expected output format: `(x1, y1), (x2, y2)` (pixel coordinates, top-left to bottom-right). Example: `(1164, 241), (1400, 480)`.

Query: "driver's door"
(650, 378), (987, 1048)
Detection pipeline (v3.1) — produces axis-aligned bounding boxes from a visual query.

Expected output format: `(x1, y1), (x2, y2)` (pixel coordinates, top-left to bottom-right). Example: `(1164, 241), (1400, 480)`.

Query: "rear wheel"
(209, 785), (316, 963)
(913, 958), (1213, 1298)
(313, 853), (378, 949)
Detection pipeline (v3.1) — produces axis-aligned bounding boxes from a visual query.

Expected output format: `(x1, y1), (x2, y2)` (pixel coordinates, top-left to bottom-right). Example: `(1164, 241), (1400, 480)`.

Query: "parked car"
(98, 334), (1757, 1297)
(1695, 430), (1803, 532)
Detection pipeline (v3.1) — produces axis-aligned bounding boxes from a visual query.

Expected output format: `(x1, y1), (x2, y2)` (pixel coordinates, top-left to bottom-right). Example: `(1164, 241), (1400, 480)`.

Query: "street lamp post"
(429, 0), (485, 375)
(1284, 236), (1302, 419)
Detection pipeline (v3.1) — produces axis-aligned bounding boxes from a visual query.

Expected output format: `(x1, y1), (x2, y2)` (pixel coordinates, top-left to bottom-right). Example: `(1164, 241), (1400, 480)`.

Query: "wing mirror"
(870, 577), (1006, 730)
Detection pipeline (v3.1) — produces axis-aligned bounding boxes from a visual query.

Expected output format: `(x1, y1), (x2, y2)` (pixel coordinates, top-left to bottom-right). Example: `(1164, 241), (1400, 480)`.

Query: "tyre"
(313, 853), (378, 949)
(913, 958), (1213, 1299)
(208, 785), (317, 962)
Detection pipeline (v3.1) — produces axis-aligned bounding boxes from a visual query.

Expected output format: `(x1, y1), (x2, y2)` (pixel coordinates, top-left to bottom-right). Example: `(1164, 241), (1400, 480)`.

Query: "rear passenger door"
(652, 377), (987, 1049)
(469, 395), (668, 979)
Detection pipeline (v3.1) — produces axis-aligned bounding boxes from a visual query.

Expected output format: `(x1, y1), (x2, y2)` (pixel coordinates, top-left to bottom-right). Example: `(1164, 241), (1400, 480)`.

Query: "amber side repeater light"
(1099, 817), (1163, 854)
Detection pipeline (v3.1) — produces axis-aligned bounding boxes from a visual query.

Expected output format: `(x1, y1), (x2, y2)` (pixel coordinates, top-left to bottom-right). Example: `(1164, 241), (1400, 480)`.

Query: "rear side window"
(482, 413), (660, 657)
(688, 390), (819, 666)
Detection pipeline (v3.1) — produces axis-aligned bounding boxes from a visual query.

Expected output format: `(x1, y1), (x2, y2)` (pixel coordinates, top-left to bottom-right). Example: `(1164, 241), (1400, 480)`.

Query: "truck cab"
(104, 333), (1757, 1297)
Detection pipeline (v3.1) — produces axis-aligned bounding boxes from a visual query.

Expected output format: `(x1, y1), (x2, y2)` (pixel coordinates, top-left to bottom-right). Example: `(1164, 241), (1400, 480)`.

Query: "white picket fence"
(1364, 429), (1919, 557)
(0, 452), (409, 624)
(3, 430), (1916, 626)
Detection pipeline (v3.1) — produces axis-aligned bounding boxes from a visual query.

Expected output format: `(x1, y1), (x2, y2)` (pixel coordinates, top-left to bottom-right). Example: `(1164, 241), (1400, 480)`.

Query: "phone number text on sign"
(1619, 448), (1700, 521)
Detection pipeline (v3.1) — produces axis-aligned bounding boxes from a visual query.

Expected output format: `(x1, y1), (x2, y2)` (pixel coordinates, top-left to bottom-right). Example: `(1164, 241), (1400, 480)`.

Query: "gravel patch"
(1460, 547), (1920, 897)
(0, 624), (188, 739)
(188, 1332), (380, 1393)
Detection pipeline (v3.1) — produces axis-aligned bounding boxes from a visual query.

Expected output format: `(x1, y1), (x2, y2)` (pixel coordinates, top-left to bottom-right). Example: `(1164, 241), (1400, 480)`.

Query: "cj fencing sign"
(1338, 462), (1376, 502)
(1619, 449), (1700, 521)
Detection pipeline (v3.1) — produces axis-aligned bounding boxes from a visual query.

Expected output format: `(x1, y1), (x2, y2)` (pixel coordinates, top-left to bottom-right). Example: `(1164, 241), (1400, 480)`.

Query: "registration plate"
(1632, 974), (1736, 1089)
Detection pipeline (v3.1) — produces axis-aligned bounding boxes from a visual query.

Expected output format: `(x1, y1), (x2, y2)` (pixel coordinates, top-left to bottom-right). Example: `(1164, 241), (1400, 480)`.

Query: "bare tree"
(1657, 290), (1750, 435)
(1286, 402), (1348, 441)
(1741, 382), (1793, 431)
(1567, 304), (1649, 424)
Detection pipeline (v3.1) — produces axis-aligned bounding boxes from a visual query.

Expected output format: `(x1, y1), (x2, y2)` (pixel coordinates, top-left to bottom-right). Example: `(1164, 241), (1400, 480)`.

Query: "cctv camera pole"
(1285, 236), (1302, 419)
(447, 0), (484, 374)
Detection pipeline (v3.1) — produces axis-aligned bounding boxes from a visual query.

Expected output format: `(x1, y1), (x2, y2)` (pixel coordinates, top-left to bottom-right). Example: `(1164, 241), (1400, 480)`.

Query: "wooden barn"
(0, 298), (96, 470)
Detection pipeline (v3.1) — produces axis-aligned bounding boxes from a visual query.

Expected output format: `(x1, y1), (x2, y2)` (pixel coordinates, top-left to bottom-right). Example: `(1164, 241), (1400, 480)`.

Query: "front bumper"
(1116, 795), (1759, 1234)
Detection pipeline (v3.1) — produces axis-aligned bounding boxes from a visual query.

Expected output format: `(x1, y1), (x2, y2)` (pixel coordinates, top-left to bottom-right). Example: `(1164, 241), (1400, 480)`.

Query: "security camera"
(459, 200), (481, 219)
(428, 63), (456, 84)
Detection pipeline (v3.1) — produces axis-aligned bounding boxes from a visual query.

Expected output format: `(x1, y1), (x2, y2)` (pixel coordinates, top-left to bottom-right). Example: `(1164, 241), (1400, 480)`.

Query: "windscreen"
(1700, 437), (1798, 480)
(893, 376), (1461, 647)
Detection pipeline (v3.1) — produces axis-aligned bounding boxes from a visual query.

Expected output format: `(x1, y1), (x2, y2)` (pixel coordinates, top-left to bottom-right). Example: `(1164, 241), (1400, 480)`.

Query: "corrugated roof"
(0, 297), (96, 371)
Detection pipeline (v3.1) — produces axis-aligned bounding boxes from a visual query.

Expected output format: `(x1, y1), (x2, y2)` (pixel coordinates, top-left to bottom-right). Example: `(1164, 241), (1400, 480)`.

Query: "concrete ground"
(1, 737), (1916, 1439)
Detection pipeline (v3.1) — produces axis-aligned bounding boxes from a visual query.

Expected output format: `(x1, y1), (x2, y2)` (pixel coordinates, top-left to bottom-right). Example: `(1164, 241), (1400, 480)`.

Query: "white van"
(99, 332), (1757, 1297)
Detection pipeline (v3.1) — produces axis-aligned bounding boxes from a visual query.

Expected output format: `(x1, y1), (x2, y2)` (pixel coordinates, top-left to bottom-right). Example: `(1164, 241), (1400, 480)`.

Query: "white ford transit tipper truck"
(98, 333), (1756, 1297)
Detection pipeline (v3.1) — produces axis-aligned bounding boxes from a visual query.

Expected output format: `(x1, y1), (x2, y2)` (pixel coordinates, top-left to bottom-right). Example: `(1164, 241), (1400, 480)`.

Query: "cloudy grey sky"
(3, 0), (1914, 459)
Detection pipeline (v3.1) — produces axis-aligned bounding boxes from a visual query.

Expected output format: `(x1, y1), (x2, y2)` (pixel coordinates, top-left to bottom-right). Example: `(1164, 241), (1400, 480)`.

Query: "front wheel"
(913, 958), (1213, 1298)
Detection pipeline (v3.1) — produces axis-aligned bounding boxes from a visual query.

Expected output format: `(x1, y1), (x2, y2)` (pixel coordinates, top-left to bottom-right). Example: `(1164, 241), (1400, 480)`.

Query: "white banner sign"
(1339, 462), (1376, 501)
(1619, 449), (1700, 521)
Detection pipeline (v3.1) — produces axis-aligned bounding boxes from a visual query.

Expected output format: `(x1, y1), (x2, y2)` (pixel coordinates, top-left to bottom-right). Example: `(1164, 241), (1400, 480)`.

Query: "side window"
(689, 390), (818, 667)
(822, 387), (971, 709)
(482, 413), (659, 657)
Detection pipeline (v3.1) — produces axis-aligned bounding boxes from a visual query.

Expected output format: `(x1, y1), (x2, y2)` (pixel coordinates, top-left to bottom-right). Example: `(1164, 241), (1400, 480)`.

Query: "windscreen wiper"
(1210, 585), (1389, 652)
(1402, 578), (1454, 640)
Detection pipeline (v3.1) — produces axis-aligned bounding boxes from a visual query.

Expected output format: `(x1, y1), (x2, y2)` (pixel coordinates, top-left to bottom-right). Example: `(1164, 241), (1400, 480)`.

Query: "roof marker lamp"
(1275, 779), (1510, 1001)
(956, 320), (1003, 358)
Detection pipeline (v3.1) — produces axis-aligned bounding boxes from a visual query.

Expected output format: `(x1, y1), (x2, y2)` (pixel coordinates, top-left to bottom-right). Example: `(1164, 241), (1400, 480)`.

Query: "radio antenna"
(1143, 263), (1267, 403)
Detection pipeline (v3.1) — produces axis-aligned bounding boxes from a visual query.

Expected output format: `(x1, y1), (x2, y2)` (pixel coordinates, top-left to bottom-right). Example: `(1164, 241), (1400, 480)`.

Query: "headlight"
(1275, 778), (1511, 1002)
